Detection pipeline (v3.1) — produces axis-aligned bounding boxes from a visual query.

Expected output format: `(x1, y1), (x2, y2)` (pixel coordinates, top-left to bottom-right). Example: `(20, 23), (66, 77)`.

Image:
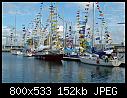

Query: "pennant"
(81, 26), (86, 30)
(23, 30), (26, 32)
(86, 4), (89, 7)
(76, 15), (80, 17)
(97, 5), (99, 8)
(79, 36), (84, 38)
(85, 8), (89, 10)
(99, 11), (102, 13)
(79, 30), (85, 34)
(99, 40), (102, 43)
(106, 41), (108, 43)
(106, 34), (110, 37)
(100, 14), (103, 16)
(50, 11), (54, 13)
(79, 21), (86, 25)
(84, 12), (88, 14)
(85, 35), (88, 37)
(23, 34), (25, 39)
(87, 31), (90, 34)
(87, 28), (90, 30)
(96, 37), (100, 40)
(97, 7), (100, 10)
(77, 11), (80, 14)
(108, 37), (112, 40)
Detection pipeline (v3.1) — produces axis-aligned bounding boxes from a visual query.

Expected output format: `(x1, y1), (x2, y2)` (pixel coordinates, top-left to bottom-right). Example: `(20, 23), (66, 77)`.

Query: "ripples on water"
(2, 52), (125, 83)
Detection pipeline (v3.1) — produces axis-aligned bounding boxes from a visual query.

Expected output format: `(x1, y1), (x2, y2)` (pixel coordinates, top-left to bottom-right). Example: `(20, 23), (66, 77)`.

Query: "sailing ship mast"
(92, 2), (95, 48)
(49, 2), (53, 50)
(14, 13), (17, 47)
(49, 2), (62, 52)
(76, 10), (80, 55)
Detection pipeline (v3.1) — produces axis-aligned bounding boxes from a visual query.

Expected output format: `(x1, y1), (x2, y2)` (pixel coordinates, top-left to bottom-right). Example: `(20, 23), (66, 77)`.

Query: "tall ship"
(34, 3), (64, 61)
(78, 2), (123, 67)
(63, 3), (91, 61)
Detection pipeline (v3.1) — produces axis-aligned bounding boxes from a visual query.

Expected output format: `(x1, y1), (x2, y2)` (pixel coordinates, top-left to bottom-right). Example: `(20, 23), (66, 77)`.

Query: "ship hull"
(34, 54), (63, 61)
(80, 56), (121, 67)
(63, 55), (80, 61)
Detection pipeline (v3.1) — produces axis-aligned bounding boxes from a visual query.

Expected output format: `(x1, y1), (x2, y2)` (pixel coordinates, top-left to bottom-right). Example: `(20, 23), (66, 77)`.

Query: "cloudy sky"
(2, 2), (125, 45)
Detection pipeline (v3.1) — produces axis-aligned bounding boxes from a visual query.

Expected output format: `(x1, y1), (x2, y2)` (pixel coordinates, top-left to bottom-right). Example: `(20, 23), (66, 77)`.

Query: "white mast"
(14, 13), (16, 47)
(92, 2), (95, 48)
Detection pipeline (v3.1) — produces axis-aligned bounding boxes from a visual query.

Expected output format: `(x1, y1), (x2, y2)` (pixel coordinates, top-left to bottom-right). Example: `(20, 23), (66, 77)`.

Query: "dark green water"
(2, 52), (125, 83)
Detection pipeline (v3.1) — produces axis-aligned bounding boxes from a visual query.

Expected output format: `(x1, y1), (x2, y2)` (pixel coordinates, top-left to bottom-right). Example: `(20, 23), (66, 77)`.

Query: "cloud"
(113, 2), (125, 4)
(2, 2), (17, 9)
(2, 2), (39, 15)
(2, 25), (23, 39)
(71, 2), (93, 11)
(2, 26), (11, 37)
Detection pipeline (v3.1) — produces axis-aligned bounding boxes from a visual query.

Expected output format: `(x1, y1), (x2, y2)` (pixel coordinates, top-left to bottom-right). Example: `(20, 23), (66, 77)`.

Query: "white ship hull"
(80, 56), (122, 67)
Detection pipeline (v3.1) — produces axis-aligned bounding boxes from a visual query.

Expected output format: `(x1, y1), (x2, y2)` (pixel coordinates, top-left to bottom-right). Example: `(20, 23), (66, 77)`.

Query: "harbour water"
(2, 52), (125, 83)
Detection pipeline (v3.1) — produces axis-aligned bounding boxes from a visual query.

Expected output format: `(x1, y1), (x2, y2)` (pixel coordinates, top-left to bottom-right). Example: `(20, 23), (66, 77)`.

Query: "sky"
(2, 2), (125, 45)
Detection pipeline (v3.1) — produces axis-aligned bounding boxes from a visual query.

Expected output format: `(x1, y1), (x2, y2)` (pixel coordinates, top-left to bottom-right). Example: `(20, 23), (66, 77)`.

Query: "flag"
(106, 41), (108, 43)
(23, 29), (26, 32)
(85, 35), (88, 37)
(99, 40), (102, 43)
(23, 33), (26, 39)
(79, 30), (85, 34)
(97, 5), (99, 8)
(96, 37), (100, 40)
(81, 26), (86, 29)
(87, 31), (90, 34)
(100, 14), (103, 16)
(87, 28), (90, 30)
(106, 34), (110, 37)
(85, 8), (89, 10)
(79, 21), (86, 25)
(83, 12), (88, 14)
(108, 37), (112, 40)
(97, 7), (100, 10)
(76, 15), (80, 17)
(99, 11), (102, 13)
(86, 4), (89, 7)
(98, 17), (104, 19)
(79, 35), (84, 38)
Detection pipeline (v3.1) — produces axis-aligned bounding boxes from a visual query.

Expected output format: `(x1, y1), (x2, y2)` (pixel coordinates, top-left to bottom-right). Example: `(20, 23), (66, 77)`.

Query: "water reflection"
(77, 62), (125, 83)
(2, 52), (125, 83)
